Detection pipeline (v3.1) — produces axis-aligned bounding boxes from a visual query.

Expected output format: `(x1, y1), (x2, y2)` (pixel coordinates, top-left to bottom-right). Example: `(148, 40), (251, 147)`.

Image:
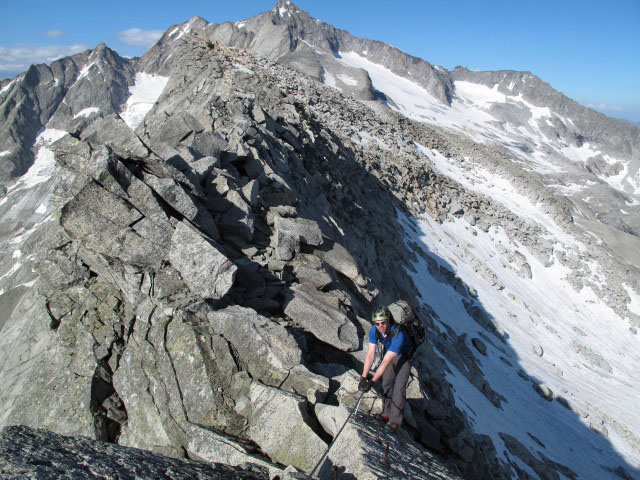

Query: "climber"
(358, 305), (413, 433)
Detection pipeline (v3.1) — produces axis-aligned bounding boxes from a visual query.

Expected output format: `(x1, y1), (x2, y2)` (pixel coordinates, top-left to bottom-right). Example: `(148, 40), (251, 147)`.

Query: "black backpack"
(378, 300), (426, 358)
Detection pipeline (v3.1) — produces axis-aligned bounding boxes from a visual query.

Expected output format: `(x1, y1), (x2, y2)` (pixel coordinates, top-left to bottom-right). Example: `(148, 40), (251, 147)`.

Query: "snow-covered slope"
(334, 51), (639, 237)
(402, 209), (640, 477)
(171, 0), (638, 239)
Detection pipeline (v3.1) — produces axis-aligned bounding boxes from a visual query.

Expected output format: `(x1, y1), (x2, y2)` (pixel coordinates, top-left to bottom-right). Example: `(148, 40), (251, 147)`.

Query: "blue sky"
(1, 0), (639, 121)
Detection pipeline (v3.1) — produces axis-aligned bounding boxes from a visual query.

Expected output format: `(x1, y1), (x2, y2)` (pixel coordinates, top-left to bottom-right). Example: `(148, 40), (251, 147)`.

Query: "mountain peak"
(272, 0), (302, 18)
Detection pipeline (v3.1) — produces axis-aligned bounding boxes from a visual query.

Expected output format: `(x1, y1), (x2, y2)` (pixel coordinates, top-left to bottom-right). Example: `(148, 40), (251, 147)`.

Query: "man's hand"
(358, 377), (371, 392)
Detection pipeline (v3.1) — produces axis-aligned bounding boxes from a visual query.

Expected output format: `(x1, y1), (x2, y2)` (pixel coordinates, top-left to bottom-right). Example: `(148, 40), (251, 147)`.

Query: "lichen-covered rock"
(200, 305), (302, 388)
(169, 221), (236, 300)
(0, 425), (269, 479)
(245, 382), (326, 472)
(60, 181), (166, 268)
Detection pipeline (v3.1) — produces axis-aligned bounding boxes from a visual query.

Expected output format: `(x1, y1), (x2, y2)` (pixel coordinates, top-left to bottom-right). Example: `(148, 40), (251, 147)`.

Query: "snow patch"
(560, 142), (604, 163)
(3, 128), (67, 198)
(455, 81), (508, 106)
(322, 68), (338, 89)
(73, 107), (99, 118)
(73, 62), (96, 86)
(120, 73), (169, 129)
(0, 151), (12, 157)
(1, 79), (16, 94)
(337, 74), (358, 86)
(400, 211), (640, 476)
(233, 63), (255, 75)
(169, 20), (194, 41)
(36, 128), (67, 146)
(356, 131), (390, 151)
(414, 143), (577, 243)
(622, 284), (640, 316)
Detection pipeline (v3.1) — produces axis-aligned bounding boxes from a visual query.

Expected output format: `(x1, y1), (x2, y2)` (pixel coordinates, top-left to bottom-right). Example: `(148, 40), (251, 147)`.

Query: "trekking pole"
(307, 389), (366, 480)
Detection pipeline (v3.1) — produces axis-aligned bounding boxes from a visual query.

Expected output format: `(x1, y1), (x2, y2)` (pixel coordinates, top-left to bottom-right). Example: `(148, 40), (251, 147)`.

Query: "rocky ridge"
(146, 0), (640, 239)
(0, 4), (639, 480)
(0, 38), (503, 479)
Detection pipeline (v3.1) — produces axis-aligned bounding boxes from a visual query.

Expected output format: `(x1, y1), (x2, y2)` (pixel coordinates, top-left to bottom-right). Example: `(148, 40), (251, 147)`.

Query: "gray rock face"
(1, 3), (638, 480)
(0, 425), (269, 479)
(169, 221), (236, 299)
(274, 216), (323, 246)
(244, 382), (326, 472)
(200, 306), (301, 388)
(285, 283), (359, 351)
(314, 239), (360, 280)
(0, 44), (135, 188)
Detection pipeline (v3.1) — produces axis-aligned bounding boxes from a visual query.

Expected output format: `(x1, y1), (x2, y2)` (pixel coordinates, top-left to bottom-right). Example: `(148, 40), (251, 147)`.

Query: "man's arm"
(371, 350), (398, 383)
(361, 342), (377, 379)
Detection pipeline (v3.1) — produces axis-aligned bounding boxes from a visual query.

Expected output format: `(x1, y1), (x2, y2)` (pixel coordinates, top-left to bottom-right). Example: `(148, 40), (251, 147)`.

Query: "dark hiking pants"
(381, 354), (411, 425)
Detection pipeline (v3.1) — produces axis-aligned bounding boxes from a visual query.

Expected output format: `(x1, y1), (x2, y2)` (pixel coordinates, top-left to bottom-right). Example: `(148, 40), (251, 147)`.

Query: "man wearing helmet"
(358, 305), (413, 432)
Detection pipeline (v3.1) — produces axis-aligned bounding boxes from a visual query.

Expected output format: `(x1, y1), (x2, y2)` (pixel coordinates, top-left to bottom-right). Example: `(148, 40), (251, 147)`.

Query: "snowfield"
(400, 209), (640, 478)
(120, 72), (169, 129)
(329, 49), (640, 478)
(337, 50), (639, 197)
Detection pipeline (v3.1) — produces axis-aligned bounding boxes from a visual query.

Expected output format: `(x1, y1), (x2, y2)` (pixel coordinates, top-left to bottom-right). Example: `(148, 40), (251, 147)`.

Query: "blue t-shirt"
(368, 323), (412, 355)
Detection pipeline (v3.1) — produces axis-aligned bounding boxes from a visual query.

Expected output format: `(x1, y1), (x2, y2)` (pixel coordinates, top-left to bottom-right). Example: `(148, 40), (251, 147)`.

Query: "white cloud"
(0, 44), (87, 73)
(585, 102), (625, 112)
(117, 28), (163, 47)
(45, 30), (63, 38)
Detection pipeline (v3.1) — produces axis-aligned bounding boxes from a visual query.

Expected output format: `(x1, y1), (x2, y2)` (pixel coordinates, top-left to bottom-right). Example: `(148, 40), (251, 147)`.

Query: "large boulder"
(80, 115), (150, 160)
(200, 306), (302, 388)
(168, 221), (236, 300)
(314, 240), (360, 280)
(218, 189), (255, 241)
(284, 283), (359, 351)
(60, 181), (167, 268)
(274, 216), (323, 246)
(245, 381), (326, 472)
(143, 175), (219, 240)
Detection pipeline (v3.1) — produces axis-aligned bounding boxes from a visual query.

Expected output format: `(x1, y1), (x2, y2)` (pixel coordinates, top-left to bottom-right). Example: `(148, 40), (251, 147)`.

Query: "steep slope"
(145, 0), (639, 240)
(0, 3), (639, 480)
(0, 38), (482, 479)
(0, 44), (135, 190)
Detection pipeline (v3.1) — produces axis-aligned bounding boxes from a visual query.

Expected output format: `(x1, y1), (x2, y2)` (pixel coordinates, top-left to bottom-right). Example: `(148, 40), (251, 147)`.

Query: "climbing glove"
(358, 377), (372, 392)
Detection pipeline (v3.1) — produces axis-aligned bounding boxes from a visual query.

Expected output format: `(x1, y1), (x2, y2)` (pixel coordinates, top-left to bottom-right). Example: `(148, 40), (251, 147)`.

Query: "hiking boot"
(377, 414), (389, 422)
(384, 422), (399, 433)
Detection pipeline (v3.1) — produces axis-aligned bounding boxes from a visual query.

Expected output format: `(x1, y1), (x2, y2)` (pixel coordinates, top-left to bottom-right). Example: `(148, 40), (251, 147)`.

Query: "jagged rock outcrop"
(0, 35), (509, 479)
(0, 45), (135, 188)
(0, 425), (270, 479)
(1, 2), (639, 480)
